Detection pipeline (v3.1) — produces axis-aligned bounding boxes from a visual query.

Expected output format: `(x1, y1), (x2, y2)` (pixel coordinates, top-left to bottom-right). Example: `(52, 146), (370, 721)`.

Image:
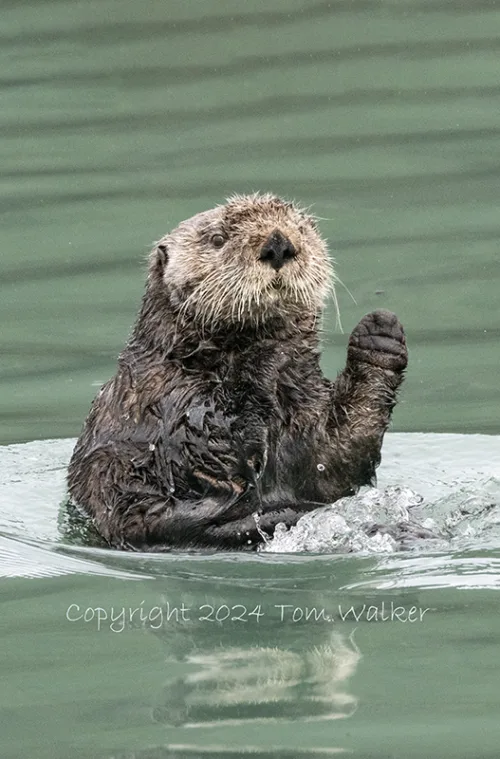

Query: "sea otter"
(68, 194), (407, 551)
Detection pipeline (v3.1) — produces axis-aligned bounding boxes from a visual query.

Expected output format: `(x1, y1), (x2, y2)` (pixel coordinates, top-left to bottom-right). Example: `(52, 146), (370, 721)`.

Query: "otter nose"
(259, 230), (297, 271)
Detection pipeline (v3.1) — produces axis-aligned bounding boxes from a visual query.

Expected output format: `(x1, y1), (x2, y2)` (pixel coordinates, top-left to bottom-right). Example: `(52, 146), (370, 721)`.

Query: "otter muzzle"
(259, 230), (297, 271)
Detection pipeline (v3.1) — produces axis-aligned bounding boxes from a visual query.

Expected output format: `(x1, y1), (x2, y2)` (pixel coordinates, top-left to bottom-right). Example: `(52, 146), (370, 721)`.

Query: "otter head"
(150, 193), (335, 330)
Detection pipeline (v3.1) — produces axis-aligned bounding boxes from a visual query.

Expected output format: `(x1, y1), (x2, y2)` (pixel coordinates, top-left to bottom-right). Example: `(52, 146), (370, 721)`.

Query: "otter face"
(152, 194), (335, 328)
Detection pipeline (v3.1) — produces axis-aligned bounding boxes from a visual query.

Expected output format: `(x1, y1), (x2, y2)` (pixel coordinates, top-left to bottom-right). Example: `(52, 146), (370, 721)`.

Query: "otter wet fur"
(68, 194), (407, 551)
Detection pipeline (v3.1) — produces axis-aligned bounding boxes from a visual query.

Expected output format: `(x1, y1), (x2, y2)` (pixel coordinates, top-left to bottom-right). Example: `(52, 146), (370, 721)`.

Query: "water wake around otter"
(1, 432), (500, 576)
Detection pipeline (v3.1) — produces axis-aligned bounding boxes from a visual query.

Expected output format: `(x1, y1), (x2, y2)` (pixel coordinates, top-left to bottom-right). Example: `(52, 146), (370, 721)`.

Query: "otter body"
(68, 194), (407, 550)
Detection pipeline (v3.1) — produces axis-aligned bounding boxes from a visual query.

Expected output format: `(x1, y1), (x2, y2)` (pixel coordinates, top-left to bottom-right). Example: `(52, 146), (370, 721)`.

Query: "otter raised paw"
(347, 309), (407, 372)
(325, 310), (407, 495)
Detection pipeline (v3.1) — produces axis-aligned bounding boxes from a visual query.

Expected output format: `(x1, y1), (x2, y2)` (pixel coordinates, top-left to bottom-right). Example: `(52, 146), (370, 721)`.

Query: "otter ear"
(149, 242), (169, 281)
(156, 243), (169, 267)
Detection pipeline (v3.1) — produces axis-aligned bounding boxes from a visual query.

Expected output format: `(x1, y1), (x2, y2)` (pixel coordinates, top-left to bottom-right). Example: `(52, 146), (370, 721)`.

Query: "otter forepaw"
(347, 310), (407, 372)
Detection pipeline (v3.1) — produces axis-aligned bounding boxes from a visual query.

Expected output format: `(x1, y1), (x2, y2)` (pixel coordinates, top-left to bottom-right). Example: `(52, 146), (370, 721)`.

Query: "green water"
(1, 1), (500, 757)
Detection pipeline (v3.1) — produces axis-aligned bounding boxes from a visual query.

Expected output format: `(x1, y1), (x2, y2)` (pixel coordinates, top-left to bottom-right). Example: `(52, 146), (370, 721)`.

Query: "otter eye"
(210, 233), (226, 248)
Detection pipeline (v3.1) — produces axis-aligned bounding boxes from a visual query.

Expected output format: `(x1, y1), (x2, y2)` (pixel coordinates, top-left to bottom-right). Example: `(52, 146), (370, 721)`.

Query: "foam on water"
(263, 433), (500, 553)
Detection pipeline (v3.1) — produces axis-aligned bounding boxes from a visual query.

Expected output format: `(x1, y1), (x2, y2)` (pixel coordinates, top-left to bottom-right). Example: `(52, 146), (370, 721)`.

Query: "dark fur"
(68, 196), (407, 551)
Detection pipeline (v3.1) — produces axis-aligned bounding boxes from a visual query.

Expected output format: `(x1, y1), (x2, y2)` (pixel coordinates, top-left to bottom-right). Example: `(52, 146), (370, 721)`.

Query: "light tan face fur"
(154, 194), (335, 328)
